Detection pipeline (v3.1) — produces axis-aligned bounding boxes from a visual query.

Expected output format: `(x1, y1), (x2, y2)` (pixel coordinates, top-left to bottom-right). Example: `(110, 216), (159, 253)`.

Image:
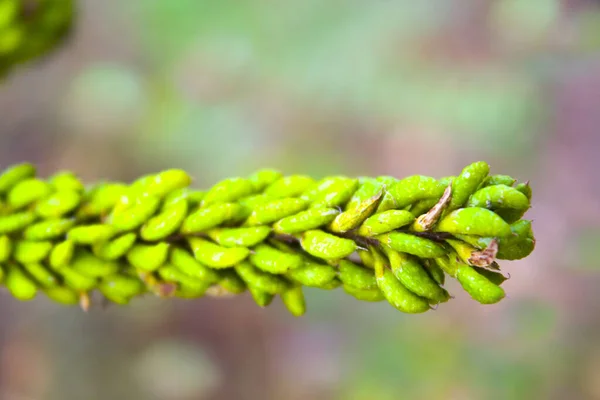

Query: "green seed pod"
(35, 190), (81, 218)
(0, 235), (11, 263)
(480, 174), (516, 188)
(98, 274), (145, 301)
(187, 190), (206, 206)
(338, 260), (377, 290)
(446, 239), (480, 265)
(298, 176), (338, 201)
(379, 232), (447, 258)
(0, 211), (36, 234)
(435, 207), (512, 237)
(187, 238), (249, 269)
(433, 253), (461, 278)
(357, 249), (375, 269)
(99, 292), (130, 305)
(438, 176), (456, 187)
(157, 264), (204, 288)
(180, 203), (244, 234)
(0, 162), (535, 313)
(13, 240), (52, 264)
(127, 174), (153, 192)
(22, 262), (59, 288)
(157, 265), (210, 298)
(412, 185), (452, 232)
(312, 178), (360, 207)
(345, 179), (384, 210)
(44, 286), (79, 305)
(214, 270), (247, 294)
(453, 220), (535, 261)
(162, 188), (192, 208)
(23, 218), (75, 240)
(472, 266), (508, 286)
(248, 285), (274, 307)
(5, 264), (37, 301)
(206, 226), (271, 248)
(7, 178), (52, 209)
(371, 247), (430, 314)
(300, 230), (357, 260)
(266, 238), (299, 253)
(422, 259), (445, 286)
(176, 282), (211, 299)
(169, 247), (220, 282)
(305, 177), (359, 208)
(77, 183), (128, 218)
(273, 207), (339, 235)
(238, 193), (270, 210)
(131, 169), (191, 198)
(375, 176), (399, 212)
(446, 161), (490, 212)
(387, 175), (446, 210)
(202, 177), (255, 206)
(408, 198), (439, 217)
(343, 284), (385, 302)
(446, 238), (497, 268)
(357, 210), (415, 237)
(127, 242), (170, 272)
(49, 240), (74, 269)
(49, 171), (85, 192)
(59, 268), (97, 292)
(235, 261), (290, 294)
(281, 286), (306, 317)
(248, 169), (283, 191)
(68, 224), (117, 244)
(140, 199), (188, 241)
(450, 234), (487, 249)
(244, 198), (308, 226)
(250, 243), (304, 274)
(320, 278), (343, 290)
(71, 249), (120, 278)
(497, 220), (536, 260)
(92, 233), (137, 261)
(456, 265), (505, 304)
(467, 184), (530, 223)
(329, 187), (383, 233)
(264, 175), (315, 198)
(286, 261), (337, 288)
(382, 247), (449, 303)
(0, 163), (35, 194)
(108, 194), (161, 231)
(514, 181), (532, 201)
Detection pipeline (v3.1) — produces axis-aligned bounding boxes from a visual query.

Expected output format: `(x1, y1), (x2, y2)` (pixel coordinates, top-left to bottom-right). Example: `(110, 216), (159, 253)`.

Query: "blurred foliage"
(0, 0), (73, 76)
(99, 0), (550, 179)
(1, 0), (600, 399)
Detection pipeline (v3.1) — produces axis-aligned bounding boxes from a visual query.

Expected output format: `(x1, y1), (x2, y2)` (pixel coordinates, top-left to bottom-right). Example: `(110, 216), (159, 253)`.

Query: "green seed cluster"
(0, 0), (74, 76)
(0, 162), (535, 315)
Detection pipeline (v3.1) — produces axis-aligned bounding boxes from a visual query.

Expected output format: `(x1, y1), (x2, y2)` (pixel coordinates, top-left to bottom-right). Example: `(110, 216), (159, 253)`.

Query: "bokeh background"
(1, 0), (600, 399)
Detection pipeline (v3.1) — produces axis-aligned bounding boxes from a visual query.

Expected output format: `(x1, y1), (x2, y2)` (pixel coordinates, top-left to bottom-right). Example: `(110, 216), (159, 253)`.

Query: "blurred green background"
(1, 0), (600, 399)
